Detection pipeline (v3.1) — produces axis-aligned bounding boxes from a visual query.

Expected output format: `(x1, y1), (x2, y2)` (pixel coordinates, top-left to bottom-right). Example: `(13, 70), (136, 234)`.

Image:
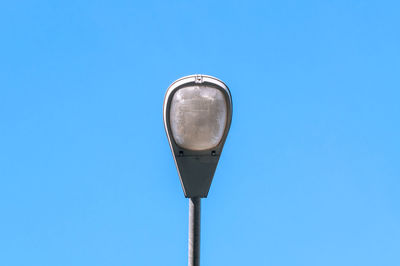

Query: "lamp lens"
(170, 86), (227, 151)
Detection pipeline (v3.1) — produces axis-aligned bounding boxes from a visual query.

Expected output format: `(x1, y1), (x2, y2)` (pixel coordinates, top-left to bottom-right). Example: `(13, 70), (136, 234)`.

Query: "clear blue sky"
(1, 1), (399, 265)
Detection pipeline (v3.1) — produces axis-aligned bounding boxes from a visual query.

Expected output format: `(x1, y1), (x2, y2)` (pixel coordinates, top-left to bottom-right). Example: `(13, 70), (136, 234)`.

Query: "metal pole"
(188, 197), (201, 266)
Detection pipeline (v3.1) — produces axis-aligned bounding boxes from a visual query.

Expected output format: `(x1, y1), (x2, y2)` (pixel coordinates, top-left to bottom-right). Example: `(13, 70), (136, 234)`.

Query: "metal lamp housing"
(163, 75), (232, 198)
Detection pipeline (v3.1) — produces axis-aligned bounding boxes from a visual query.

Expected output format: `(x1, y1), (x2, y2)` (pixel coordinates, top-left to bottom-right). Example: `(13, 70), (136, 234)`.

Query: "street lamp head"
(164, 75), (232, 198)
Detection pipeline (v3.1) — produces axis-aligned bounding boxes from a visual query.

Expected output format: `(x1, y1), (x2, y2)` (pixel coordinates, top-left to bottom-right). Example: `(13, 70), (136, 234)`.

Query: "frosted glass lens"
(170, 86), (227, 151)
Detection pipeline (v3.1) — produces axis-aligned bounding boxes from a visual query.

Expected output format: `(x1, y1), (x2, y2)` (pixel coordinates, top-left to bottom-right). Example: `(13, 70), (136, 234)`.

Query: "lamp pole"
(163, 74), (232, 266)
(188, 197), (201, 266)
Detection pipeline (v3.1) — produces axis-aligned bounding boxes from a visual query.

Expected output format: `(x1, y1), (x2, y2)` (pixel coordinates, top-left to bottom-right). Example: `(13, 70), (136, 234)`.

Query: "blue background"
(1, 1), (399, 265)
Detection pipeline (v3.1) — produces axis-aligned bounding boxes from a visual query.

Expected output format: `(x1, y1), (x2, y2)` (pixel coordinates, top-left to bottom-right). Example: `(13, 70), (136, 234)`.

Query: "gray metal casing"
(163, 75), (232, 198)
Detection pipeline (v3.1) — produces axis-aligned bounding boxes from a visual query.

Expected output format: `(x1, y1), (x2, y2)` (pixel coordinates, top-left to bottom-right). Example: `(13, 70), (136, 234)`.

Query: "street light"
(163, 74), (232, 266)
